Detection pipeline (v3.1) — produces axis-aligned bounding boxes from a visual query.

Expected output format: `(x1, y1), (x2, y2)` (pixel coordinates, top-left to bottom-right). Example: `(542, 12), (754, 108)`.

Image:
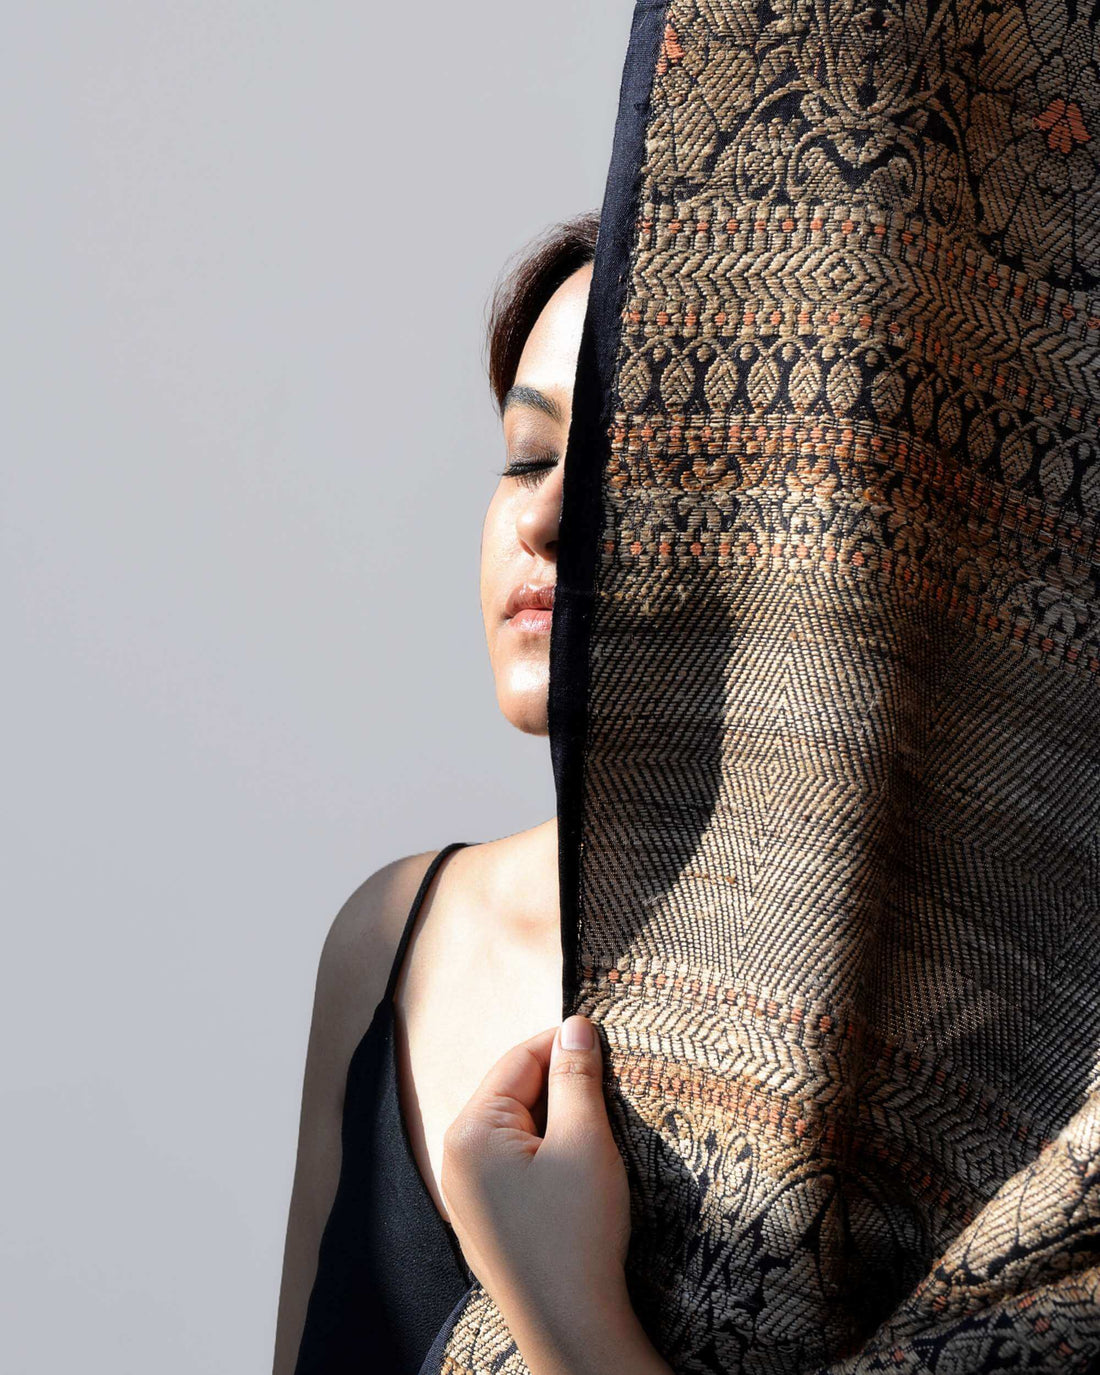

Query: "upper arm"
(271, 851), (437, 1375)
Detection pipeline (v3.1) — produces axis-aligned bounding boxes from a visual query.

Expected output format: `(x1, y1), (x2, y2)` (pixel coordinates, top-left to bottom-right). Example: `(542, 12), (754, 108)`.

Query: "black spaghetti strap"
(381, 841), (471, 1005)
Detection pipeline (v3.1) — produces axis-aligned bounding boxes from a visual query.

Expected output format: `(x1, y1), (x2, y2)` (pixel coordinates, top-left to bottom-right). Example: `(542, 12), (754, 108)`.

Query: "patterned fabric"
(418, 0), (1100, 1370)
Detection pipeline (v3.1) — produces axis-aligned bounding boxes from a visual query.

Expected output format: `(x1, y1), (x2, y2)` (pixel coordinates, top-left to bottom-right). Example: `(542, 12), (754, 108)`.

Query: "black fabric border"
(548, 0), (669, 1017)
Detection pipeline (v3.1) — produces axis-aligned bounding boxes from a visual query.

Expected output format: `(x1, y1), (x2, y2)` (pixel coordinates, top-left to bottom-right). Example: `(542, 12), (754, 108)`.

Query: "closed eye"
(498, 459), (558, 488)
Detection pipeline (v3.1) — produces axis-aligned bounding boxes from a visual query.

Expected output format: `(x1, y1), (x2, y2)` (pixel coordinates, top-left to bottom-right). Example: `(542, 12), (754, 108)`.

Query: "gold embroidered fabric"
(421, 0), (1100, 1370)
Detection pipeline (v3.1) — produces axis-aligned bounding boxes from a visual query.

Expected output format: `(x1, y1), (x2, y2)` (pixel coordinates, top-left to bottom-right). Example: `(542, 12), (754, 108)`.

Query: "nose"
(514, 462), (563, 563)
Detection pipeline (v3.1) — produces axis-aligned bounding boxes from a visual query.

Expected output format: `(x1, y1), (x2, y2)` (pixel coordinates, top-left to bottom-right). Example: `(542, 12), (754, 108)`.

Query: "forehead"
(510, 265), (593, 404)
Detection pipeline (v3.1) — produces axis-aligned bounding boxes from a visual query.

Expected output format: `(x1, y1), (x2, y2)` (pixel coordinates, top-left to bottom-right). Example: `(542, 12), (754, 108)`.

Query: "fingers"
(449, 1027), (557, 1145)
(446, 1016), (609, 1161)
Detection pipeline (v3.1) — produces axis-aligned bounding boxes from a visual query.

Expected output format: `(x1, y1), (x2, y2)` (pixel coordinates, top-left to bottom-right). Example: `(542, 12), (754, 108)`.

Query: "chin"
(504, 704), (550, 737)
(498, 687), (550, 737)
(496, 662), (550, 735)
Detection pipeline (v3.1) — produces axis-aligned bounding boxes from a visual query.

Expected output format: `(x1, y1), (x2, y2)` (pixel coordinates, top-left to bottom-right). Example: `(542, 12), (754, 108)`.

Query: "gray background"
(1, 5), (630, 1370)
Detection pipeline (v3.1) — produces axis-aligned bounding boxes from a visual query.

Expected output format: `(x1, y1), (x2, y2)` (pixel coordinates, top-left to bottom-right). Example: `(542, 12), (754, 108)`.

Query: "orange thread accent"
(1035, 98), (1091, 153)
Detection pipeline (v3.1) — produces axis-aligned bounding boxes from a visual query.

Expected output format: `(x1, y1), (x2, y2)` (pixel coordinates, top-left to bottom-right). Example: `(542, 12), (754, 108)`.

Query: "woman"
(272, 213), (675, 1375)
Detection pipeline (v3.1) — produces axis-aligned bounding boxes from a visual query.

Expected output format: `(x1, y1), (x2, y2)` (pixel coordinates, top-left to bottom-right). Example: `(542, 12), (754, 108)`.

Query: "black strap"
(382, 842), (471, 1005)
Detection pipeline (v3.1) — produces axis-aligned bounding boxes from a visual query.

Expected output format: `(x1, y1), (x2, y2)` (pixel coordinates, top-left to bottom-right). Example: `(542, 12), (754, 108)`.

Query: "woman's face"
(480, 263), (593, 736)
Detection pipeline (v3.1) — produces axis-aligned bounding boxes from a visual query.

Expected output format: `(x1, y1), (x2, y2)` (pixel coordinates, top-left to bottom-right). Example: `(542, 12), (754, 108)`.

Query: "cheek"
(480, 488), (512, 585)
(480, 498), (510, 633)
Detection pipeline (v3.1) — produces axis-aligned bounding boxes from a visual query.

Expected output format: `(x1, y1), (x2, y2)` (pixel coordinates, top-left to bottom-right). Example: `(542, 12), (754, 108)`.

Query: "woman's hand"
(440, 1014), (637, 1352)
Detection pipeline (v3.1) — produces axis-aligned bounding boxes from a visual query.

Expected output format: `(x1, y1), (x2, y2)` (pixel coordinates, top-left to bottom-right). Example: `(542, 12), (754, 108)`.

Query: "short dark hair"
(486, 211), (600, 415)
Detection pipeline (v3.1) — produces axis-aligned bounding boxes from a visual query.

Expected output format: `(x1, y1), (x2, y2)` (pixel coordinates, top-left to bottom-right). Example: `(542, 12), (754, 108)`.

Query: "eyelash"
(498, 459), (558, 488)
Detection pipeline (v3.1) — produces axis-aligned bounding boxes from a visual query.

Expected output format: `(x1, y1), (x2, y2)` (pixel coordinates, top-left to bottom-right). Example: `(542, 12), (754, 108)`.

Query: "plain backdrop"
(1, 5), (631, 1370)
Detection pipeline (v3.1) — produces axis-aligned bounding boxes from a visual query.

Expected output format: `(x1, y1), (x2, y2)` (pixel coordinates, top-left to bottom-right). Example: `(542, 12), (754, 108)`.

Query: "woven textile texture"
(417, 0), (1100, 1370)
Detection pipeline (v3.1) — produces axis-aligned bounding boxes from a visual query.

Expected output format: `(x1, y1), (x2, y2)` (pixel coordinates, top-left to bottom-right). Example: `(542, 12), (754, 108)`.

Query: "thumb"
(544, 1014), (611, 1145)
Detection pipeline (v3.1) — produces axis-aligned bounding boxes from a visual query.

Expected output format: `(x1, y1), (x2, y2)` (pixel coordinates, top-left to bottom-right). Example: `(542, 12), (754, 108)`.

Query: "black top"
(293, 842), (476, 1375)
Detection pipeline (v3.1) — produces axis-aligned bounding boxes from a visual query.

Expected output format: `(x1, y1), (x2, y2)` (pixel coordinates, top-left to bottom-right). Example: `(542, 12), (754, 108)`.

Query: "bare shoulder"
(311, 847), (452, 1083)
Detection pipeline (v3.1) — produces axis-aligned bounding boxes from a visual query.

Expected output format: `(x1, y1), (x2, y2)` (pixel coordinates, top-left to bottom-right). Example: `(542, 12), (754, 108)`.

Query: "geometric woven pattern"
(419, 0), (1100, 1370)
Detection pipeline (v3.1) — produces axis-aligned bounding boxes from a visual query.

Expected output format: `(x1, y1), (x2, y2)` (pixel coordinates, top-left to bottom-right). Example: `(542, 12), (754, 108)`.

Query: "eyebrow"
(502, 385), (563, 425)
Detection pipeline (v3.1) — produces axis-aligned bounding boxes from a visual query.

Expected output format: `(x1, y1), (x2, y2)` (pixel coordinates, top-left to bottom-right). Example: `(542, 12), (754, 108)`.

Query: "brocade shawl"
(419, 1), (1100, 1370)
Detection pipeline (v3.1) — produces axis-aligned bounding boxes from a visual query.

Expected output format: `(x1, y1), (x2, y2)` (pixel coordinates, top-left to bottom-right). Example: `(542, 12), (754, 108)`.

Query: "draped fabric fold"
(419, 0), (1100, 1369)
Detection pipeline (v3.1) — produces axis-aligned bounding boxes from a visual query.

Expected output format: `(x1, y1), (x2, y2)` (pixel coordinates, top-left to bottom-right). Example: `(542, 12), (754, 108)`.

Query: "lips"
(505, 582), (556, 620)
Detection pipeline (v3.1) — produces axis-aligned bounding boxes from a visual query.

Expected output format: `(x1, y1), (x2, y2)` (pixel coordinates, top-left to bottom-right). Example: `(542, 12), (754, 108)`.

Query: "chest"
(392, 901), (562, 1226)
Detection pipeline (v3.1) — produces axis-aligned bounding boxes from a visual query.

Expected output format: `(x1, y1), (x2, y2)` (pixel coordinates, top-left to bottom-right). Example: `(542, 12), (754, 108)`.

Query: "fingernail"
(560, 1015), (594, 1051)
